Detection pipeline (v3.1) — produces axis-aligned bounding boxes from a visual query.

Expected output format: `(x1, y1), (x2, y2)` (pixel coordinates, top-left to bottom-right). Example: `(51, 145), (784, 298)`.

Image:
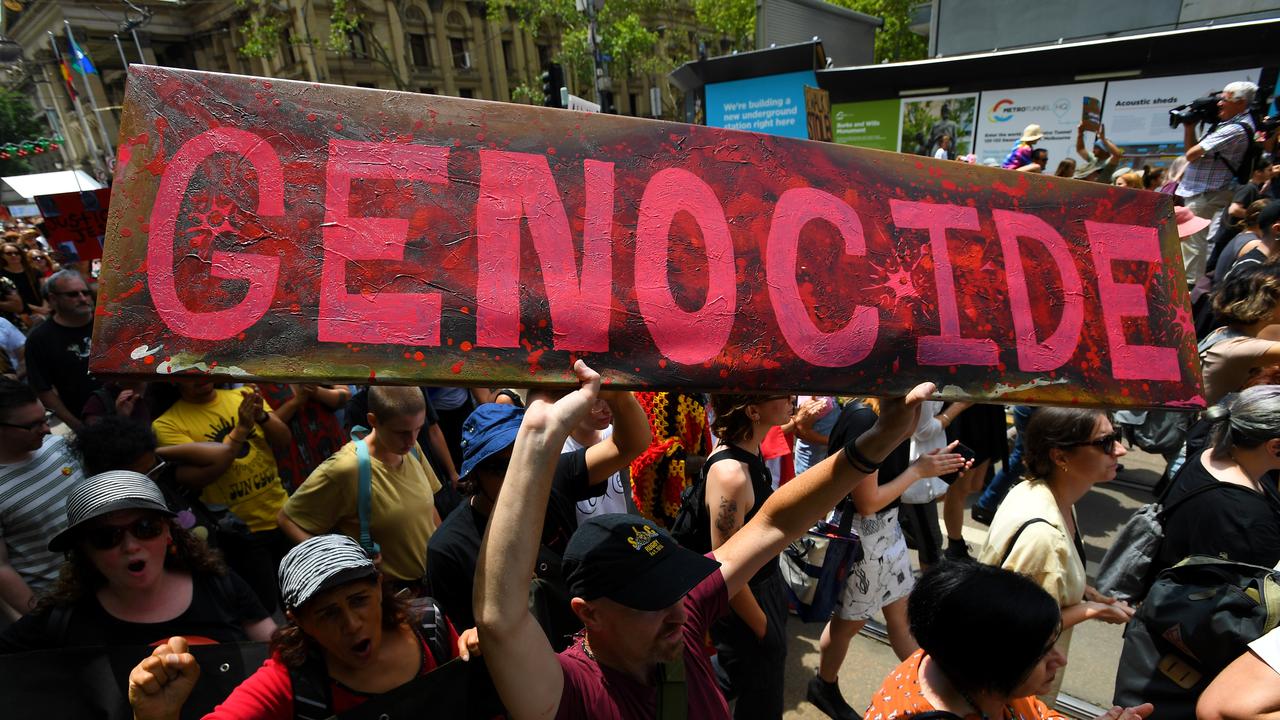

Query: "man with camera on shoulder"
(1178, 81), (1259, 289)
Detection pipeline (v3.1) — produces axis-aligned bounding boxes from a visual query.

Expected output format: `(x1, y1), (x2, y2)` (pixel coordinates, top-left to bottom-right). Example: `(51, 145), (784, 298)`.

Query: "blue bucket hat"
(458, 403), (525, 481)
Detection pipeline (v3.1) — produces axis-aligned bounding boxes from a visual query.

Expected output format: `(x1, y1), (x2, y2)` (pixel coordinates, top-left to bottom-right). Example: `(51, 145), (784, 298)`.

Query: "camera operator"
(1178, 81), (1259, 289)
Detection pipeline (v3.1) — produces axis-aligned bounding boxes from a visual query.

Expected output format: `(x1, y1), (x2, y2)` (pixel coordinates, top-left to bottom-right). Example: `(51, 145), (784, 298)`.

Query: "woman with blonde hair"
(1114, 171), (1145, 189)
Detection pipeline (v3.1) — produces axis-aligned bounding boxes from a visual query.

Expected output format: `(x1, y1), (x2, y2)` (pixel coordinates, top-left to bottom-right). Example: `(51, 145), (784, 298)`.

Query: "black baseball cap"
(562, 514), (721, 611)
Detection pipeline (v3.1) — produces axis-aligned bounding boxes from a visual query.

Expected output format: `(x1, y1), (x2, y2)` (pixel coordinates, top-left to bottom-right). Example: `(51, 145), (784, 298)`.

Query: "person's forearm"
(426, 425), (458, 485)
(605, 391), (651, 459)
(1185, 124), (1198, 154)
(475, 411), (568, 633)
(36, 390), (79, 432)
(158, 442), (236, 489)
(728, 588), (767, 637)
(755, 425), (903, 547)
(1061, 602), (1095, 629)
(313, 386), (349, 410)
(855, 464), (922, 515)
(0, 565), (35, 615)
(276, 510), (316, 545)
(259, 414), (292, 452)
(271, 396), (305, 424)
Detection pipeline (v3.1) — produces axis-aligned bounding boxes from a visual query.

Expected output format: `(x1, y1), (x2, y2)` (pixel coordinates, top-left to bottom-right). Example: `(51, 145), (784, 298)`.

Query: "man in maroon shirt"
(475, 361), (935, 720)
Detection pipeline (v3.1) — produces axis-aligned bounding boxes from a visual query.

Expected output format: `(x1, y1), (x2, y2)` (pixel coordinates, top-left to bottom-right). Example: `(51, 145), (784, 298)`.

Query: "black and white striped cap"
(278, 534), (379, 610)
(48, 470), (175, 552)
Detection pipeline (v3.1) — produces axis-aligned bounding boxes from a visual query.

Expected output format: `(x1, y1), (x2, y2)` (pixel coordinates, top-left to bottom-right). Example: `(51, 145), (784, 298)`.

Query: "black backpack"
(1113, 556), (1280, 717)
(1215, 120), (1262, 184)
(290, 597), (451, 720)
(669, 475), (711, 554)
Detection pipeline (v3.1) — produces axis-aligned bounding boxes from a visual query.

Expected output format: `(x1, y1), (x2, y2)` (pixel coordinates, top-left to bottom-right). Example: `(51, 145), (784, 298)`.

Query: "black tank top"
(703, 444), (778, 583)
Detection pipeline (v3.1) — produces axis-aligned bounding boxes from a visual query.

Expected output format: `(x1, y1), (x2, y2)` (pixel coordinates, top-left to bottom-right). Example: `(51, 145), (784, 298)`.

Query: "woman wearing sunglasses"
(976, 407), (1134, 704)
(0, 470), (274, 652)
(24, 249), (56, 278)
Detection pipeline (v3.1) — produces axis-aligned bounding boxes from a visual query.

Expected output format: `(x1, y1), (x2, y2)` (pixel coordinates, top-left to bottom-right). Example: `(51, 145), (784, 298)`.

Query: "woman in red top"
(127, 534), (477, 720)
(866, 561), (1152, 720)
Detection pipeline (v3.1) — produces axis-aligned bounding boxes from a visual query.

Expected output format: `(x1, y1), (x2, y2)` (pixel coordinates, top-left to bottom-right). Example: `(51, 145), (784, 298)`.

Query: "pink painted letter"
(766, 188), (878, 366)
(1086, 221), (1181, 381)
(476, 152), (613, 351)
(889, 200), (998, 366)
(148, 127), (282, 341)
(635, 169), (735, 365)
(993, 209), (1084, 372)
(318, 140), (448, 345)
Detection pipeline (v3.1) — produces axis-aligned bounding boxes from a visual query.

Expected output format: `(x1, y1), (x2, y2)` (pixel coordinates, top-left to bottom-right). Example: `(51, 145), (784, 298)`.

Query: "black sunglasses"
(0, 417), (48, 432)
(1069, 431), (1123, 453)
(83, 516), (165, 550)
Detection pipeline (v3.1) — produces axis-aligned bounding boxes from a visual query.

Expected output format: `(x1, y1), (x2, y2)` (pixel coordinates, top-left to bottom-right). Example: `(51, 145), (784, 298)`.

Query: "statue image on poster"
(899, 94), (978, 159)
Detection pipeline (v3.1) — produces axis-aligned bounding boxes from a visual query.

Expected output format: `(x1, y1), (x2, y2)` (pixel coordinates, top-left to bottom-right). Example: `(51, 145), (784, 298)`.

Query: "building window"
(280, 26), (296, 67)
(459, 87), (474, 98)
(409, 33), (430, 67)
(536, 44), (551, 68)
(420, 87), (437, 95)
(629, 92), (639, 116)
(450, 37), (469, 69)
(501, 40), (514, 72)
(348, 29), (368, 59)
(357, 82), (377, 89)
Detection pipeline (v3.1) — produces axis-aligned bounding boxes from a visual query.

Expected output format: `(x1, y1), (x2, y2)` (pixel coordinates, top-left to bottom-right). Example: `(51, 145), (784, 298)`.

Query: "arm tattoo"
(715, 496), (740, 536)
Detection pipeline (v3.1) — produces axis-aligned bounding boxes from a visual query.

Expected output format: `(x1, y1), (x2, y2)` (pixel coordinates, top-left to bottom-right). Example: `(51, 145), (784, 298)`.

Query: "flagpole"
(37, 64), (77, 168)
(64, 22), (115, 168)
(114, 34), (129, 69)
(48, 31), (104, 176)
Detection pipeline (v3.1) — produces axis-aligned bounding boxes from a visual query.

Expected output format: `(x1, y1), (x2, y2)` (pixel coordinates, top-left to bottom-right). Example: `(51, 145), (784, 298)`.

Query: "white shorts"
(835, 507), (915, 621)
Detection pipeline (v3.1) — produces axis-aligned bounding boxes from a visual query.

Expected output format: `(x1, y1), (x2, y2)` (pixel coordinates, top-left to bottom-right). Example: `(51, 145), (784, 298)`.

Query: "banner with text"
(974, 82), (1106, 169)
(832, 99), (901, 151)
(91, 66), (1204, 407)
(1102, 69), (1263, 161)
(706, 71), (816, 139)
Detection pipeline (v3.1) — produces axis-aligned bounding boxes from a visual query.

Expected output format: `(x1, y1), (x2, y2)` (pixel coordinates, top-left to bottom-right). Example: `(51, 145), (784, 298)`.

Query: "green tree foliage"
(836, 0), (926, 64)
(488, 0), (668, 87)
(692, 0), (927, 64)
(0, 88), (45, 176)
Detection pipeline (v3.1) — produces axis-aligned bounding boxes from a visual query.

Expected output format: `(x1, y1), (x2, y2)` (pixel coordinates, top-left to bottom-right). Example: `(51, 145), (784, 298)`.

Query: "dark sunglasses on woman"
(84, 516), (166, 550)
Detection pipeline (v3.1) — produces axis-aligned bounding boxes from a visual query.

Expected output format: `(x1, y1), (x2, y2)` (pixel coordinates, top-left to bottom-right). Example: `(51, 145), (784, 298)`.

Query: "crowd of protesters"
(0, 78), (1279, 720)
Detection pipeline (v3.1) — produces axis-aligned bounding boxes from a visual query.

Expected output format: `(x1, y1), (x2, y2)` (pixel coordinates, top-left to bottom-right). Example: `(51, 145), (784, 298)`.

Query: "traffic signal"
(541, 63), (565, 108)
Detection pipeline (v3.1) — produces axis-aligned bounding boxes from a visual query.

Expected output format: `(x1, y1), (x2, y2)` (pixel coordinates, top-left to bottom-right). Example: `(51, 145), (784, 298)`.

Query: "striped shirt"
(1178, 112), (1254, 196)
(0, 435), (84, 591)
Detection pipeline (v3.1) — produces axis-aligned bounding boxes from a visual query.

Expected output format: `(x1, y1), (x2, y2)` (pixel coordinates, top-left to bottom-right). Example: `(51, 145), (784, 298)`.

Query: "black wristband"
(842, 439), (882, 474)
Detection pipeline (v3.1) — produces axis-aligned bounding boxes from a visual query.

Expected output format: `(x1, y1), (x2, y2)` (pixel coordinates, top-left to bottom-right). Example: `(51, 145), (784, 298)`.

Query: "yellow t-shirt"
(977, 478), (1085, 702)
(152, 389), (288, 533)
(283, 440), (442, 582)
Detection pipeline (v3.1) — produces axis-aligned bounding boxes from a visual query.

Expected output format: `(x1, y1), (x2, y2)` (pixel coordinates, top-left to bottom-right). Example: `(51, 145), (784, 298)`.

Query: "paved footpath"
(778, 448), (1163, 719)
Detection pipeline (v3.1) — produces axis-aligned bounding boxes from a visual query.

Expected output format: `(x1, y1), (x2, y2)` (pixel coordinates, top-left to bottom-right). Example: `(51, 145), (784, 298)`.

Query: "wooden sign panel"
(91, 66), (1204, 408)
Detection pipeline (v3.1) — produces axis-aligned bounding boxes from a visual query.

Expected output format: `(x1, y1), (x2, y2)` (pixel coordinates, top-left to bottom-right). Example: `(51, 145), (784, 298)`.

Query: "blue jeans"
(975, 405), (1033, 512)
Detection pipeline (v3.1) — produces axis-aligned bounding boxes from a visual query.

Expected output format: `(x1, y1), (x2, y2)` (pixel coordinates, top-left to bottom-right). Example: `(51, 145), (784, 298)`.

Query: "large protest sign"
(92, 66), (1203, 407)
(973, 82), (1105, 168)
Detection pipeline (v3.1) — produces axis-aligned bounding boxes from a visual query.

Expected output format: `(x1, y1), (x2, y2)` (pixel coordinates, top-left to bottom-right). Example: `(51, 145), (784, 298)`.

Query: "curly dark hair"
(68, 415), (157, 476)
(270, 575), (412, 669)
(35, 518), (227, 612)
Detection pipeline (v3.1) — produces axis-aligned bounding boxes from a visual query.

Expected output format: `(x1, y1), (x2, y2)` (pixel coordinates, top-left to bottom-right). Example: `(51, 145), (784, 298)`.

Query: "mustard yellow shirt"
(283, 440), (442, 582)
(152, 389), (287, 533)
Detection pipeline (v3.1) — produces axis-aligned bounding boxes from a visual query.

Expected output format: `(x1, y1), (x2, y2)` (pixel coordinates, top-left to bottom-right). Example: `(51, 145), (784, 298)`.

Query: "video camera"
(1168, 92), (1221, 128)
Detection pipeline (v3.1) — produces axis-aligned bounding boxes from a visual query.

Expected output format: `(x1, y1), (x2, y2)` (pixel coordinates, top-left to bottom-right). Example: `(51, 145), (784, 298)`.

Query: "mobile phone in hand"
(941, 442), (976, 485)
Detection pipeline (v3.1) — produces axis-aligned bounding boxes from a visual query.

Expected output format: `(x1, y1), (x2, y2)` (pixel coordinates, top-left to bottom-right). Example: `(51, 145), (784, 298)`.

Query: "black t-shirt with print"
(0, 571), (267, 653)
(425, 448), (599, 631)
(24, 318), (100, 420)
